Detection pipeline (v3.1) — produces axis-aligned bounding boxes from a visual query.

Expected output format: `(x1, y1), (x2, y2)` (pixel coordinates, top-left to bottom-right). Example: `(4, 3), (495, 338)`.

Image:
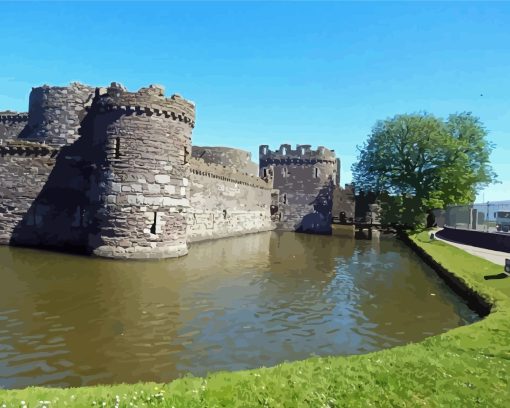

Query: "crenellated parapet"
(259, 144), (336, 164)
(0, 111), (29, 122)
(0, 140), (59, 157)
(0, 111), (29, 141)
(259, 142), (338, 232)
(95, 83), (195, 128)
(189, 157), (272, 189)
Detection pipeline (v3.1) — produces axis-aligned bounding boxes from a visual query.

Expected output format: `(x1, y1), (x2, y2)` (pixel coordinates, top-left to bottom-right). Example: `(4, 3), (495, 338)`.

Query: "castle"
(0, 82), (355, 259)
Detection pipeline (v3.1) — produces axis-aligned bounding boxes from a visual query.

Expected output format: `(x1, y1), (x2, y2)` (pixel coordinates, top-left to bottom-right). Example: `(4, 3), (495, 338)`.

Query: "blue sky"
(1, 1), (509, 202)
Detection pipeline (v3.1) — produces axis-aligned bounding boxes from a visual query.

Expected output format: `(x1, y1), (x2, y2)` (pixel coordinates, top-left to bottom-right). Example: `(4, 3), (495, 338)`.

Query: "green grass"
(1, 231), (510, 407)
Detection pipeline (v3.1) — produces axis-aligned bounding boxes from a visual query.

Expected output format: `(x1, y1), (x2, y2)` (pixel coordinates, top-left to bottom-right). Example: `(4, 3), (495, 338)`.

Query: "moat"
(0, 232), (478, 389)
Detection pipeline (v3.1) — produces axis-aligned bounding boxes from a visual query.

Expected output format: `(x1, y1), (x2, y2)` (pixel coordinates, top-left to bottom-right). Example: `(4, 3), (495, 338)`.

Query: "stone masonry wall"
(188, 157), (274, 242)
(332, 184), (355, 223)
(89, 83), (195, 259)
(259, 144), (337, 232)
(0, 140), (99, 251)
(0, 81), (352, 259)
(0, 112), (28, 141)
(22, 83), (95, 146)
(191, 145), (259, 176)
(0, 143), (55, 245)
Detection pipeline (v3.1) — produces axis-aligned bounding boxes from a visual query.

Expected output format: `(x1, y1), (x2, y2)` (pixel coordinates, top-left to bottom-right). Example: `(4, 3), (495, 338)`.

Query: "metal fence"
(433, 201), (510, 233)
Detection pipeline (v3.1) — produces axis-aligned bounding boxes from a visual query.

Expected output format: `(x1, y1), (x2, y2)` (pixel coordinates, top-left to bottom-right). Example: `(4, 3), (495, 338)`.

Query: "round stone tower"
(89, 83), (195, 259)
(23, 82), (95, 146)
(259, 144), (337, 231)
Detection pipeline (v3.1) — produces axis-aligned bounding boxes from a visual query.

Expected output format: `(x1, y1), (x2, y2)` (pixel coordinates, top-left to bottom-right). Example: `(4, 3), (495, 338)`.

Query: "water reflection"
(0, 232), (478, 388)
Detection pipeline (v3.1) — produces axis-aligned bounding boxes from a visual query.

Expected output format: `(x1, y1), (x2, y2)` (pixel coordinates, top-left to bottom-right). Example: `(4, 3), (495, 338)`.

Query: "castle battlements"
(0, 81), (351, 259)
(189, 157), (272, 190)
(0, 111), (29, 122)
(259, 144), (336, 163)
(0, 140), (58, 157)
(95, 83), (195, 128)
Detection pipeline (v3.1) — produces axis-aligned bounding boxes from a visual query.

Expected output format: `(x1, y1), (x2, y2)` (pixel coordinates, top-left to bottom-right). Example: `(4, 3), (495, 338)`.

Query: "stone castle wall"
(188, 157), (274, 242)
(191, 145), (259, 176)
(259, 144), (337, 232)
(22, 83), (95, 146)
(0, 112), (28, 141)
(89, 83), (195, 259)
(332, 184), (355, 222)
(0, 143), (56, 245)
(0, 141), (92, 250)
(0, 82), (347, 259)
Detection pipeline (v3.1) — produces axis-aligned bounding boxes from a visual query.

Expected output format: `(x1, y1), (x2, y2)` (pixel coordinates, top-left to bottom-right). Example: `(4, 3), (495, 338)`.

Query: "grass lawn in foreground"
(1, 231), (509, 407)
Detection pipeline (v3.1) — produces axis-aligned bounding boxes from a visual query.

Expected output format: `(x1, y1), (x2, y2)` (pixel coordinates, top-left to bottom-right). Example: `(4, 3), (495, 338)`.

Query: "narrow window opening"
(223, 209), (227, 219)
(282, 167), (288, 178)
(315, 167), (319, 178)
(263, 168), (268, 178)
(283, 194), (287, 204)
(282, 147), (287, 155)
(115, 137), (121, 159)
(150, 212), (157, 234)
(184, 146), (189, 164)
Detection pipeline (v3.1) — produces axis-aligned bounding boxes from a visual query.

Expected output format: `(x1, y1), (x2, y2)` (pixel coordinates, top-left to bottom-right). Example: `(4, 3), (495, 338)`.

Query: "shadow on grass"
(484, 273), (510, 280)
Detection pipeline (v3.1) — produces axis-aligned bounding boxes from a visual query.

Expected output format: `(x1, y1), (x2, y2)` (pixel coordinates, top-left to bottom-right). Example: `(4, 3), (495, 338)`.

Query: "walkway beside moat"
(435, 234), (508, 266)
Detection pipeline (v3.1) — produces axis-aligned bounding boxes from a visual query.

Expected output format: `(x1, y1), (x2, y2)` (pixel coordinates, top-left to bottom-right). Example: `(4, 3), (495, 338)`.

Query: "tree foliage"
(352, 112), (498, 227)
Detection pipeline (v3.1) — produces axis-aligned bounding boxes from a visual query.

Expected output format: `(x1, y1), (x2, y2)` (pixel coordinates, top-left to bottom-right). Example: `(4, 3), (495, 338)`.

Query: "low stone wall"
(188, 157), (274, 242)
(436, 226), (510, 253)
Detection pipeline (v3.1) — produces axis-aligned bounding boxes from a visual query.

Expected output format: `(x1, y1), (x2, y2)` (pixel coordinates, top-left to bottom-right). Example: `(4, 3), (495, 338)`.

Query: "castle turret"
(259, 144), (337, 232)
(88, 83), (195, 259)
(22, 82), (95, 146)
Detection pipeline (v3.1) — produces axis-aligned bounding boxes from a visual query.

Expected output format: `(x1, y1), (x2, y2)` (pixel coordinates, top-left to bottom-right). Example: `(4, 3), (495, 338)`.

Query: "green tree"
(352, 112), (498, 227)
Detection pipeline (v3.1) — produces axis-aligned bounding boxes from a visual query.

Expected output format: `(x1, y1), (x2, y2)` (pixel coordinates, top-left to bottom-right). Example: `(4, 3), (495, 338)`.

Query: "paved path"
(435, 235), (508, 266)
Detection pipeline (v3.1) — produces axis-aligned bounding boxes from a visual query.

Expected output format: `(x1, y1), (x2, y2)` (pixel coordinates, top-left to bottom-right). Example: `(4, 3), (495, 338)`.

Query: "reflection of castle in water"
(0, 230), (479, 388)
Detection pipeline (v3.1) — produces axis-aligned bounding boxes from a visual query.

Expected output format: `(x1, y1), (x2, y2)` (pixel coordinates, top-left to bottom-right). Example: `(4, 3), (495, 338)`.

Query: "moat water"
(0, 231), (479, 389)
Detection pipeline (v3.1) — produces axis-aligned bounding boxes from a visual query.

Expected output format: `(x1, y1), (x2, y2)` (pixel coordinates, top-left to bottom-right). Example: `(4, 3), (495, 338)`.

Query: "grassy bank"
(1, 231), (509, 407)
